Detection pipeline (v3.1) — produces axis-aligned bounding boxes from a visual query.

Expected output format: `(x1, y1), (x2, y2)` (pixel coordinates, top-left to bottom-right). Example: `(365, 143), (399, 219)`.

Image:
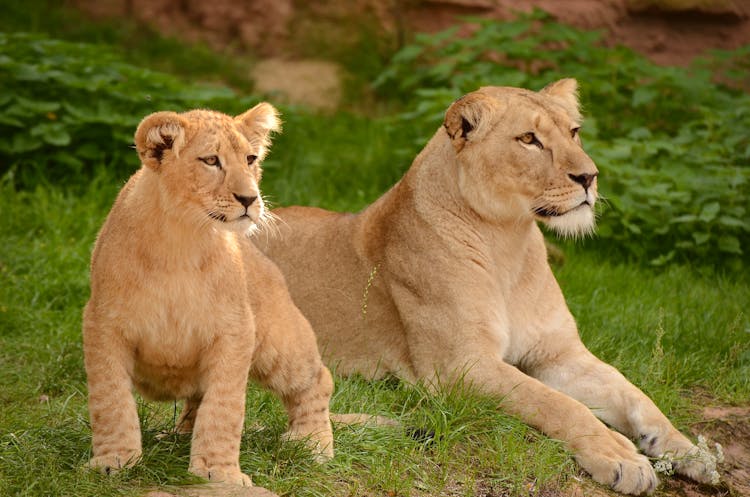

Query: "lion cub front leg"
(188, 341), (253, 487)
(83, 327), (142, 474)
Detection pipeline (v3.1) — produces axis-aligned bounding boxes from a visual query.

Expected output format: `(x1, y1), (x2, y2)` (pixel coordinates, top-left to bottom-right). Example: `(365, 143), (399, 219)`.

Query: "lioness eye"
(200, 156), (221, 168)
(247, 155), (258, 166)
(517, 132), (543, 149)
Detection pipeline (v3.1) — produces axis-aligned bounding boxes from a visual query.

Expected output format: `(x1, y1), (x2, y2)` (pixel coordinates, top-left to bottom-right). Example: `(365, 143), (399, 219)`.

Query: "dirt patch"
(73, 0), (750, 68)
(144, 483), (278, 497)
(402, 0), (750, 67)
(643, 404), (750, 497)
(251, 59), (342, 112)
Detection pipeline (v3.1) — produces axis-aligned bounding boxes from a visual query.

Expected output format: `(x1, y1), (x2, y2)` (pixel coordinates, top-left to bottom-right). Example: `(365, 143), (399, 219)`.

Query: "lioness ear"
(540, 78), (581, 120)
(235, 102), (282, 160)
(443, 93), (499, 154)
(134, 111), (187, 170)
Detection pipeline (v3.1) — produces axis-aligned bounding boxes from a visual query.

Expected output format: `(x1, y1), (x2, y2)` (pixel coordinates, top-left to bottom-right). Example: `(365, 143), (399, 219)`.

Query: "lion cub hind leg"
(175, 396), (201, 435)
(188, 340), (254, 487)
(248, 266), (334, 462)
(278, 366), (335, 463)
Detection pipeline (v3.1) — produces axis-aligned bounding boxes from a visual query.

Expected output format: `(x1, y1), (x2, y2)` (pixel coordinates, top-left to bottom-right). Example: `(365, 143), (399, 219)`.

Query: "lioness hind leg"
(531, 344), (719, 485)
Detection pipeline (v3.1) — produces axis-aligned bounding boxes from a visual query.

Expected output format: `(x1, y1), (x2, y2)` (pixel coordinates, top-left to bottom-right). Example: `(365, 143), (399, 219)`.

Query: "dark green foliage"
(0, 32), (257, 186)
(375, 10), (750, 266)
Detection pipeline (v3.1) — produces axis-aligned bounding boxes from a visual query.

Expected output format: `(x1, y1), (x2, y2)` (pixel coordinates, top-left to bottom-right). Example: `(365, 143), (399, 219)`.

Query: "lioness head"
(134, 103), (281, 233)
(443, 78), (598, 237)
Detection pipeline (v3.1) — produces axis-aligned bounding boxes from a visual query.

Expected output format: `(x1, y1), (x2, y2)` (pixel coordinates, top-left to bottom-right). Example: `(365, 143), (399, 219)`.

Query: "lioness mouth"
(534, 202), (590, 218)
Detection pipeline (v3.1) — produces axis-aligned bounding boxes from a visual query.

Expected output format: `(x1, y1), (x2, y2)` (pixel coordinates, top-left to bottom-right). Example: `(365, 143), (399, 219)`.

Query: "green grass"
(1, 162), (748, 496)
(1, 2), (748, 495)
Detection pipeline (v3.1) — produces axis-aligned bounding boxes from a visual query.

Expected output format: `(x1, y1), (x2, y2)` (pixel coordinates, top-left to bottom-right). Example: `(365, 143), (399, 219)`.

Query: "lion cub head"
(134, 103), (280, 233)
(443, 78), (598, 237)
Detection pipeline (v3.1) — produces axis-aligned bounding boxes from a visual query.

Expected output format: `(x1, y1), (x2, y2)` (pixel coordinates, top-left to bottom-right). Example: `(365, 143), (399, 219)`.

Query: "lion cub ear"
(540, 78), (581, 120)
(134, 111), (188, 170)
(444, 93), (500, 154)
(235, 102), (282, 161)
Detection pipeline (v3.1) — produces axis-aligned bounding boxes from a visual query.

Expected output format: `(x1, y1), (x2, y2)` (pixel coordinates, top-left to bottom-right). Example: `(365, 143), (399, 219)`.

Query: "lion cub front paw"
(189, 462), (252, 487)
(88, 450), (141, 474)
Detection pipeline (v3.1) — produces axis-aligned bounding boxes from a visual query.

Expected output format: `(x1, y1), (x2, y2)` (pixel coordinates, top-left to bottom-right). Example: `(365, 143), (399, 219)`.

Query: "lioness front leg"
(530, 343), (719, 484)
(394, 291), (656, 495)
(83, 327), (142, 474)
(451, 355), (658, 495)
(188, 340), (253, 486)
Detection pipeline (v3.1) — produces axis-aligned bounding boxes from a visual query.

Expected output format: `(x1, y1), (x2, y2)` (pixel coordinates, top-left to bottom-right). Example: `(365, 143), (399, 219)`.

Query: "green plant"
(374, 10), (750, 266)
(0, 32), (257, 186)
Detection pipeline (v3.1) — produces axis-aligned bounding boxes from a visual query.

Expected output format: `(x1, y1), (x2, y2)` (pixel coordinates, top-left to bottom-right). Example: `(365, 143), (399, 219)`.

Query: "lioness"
(83, 104), (333, 486)
(254, 80), (718, 494)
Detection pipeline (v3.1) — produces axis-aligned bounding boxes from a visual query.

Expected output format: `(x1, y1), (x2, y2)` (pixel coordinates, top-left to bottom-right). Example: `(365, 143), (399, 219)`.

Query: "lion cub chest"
(94, 227), (255, 388)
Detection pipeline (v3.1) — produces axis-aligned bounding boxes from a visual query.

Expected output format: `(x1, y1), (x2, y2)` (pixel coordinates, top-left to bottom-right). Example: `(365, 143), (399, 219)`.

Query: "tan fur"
(83, 104), (333, 486)
(254, 81), (718, 495)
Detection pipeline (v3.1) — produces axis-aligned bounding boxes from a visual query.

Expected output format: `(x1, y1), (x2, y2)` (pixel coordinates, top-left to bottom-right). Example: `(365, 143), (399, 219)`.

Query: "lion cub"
(82, 104), (333, 486)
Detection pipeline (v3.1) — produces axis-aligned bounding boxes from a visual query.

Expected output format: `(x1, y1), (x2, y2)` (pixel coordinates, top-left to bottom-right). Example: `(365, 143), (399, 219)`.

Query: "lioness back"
(260, 205), (413, 379)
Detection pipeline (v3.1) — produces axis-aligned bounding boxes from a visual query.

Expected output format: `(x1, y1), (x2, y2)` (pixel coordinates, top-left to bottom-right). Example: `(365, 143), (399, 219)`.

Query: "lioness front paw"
(189, 462), (252, 487)
(88, 450), (141, 474)
(575, 430), (658, 495)
(640, 429), (722, 485)
(664, 436), (722, 485)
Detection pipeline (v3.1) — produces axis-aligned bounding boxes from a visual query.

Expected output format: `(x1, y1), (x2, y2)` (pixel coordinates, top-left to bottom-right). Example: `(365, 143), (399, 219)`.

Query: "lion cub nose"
(233, 193), (257, 208)
(568, 173), (597, 190)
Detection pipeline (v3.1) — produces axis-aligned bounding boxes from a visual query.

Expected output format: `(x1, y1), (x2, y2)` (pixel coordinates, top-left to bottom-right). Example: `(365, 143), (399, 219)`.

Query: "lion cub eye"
(247, 155), (258, 167)
(200, 156), (222, 168)
(517, 132), (543, 149)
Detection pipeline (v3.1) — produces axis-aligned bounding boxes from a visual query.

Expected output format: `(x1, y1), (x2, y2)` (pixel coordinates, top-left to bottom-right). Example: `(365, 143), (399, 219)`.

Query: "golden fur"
(254, 81), (719, 494)
(83, 104), (333, 486)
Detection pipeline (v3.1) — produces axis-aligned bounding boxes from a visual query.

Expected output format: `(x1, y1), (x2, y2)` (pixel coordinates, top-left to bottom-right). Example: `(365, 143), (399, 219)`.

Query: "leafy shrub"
(0, 32), (255, 186)
(374, 11), (750, 266)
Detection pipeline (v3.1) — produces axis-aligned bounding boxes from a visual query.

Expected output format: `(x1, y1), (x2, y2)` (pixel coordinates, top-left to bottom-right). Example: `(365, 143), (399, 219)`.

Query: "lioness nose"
(568, 173), (597, 190)
(233, 194), (257, 208)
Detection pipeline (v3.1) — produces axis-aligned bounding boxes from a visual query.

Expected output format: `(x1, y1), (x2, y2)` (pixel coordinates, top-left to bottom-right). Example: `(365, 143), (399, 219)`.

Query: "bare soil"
(72, 0), (749, 110)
